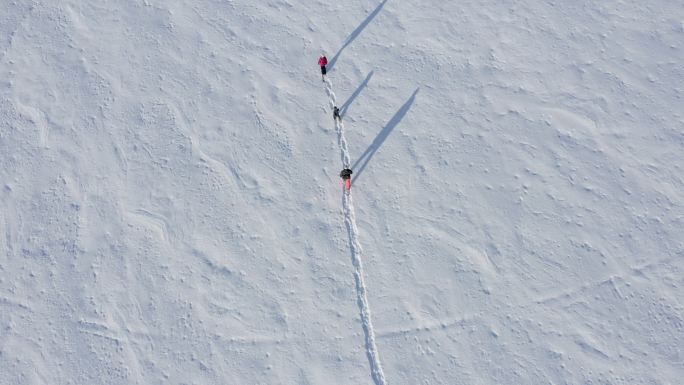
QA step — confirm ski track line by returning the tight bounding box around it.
[324,78,388,385]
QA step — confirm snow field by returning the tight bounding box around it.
[0,0,683,384]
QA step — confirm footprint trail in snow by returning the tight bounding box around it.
[324,78,388,385]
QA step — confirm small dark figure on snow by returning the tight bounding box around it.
[333,106,341,121]
[340,168,352,189]
[318,55,328,81]
[340,168,352,179]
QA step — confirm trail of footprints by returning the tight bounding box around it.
[323,77,388,385]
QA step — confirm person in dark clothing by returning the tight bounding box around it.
[333,106,341,121]
[340,168,352,179]
[340,168,352,189]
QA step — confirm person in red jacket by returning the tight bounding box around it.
[318,55,328,81]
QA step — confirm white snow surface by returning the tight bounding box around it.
[1,1,683,384]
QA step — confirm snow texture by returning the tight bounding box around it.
[1,0,683,384]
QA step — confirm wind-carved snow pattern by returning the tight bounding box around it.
[324,78,388,385]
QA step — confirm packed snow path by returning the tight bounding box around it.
[324,78,388,385]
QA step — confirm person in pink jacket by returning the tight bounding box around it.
[318,55,328,81]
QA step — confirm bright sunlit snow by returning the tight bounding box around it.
[1,1,683,384]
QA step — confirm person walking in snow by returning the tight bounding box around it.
[318,54,328,81]
[333,106,341,121]
[340,168,352,190]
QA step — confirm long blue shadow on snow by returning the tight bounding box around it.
[340,70,374,117]
[352,88,419,183]
[328,0,388,71]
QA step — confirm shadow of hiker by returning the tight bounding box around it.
[352,88,419,184]
[340,70,374,117]
[328,0,388,72]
